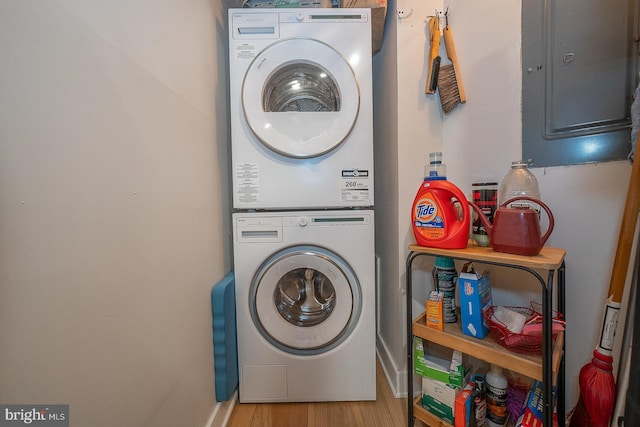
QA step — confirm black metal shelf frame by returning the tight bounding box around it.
[406,250,566,427]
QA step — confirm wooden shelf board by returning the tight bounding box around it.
[413,313,564,382]
[408,244,566,271]
[413,396,452,427]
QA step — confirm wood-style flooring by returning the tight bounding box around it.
[226,359,422,427]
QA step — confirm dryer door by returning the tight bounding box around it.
[250,245,362,355]
[242,38,360,158]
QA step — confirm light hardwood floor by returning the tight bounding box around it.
[227,360,422,427]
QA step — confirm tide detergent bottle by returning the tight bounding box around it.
[411,152,470,249]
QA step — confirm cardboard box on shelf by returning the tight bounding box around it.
[515,380,557,427]
[422,376,461,425]
[458,263,493,339]
[454,381,475,427]
[426,291,444,331]
[413,337,469,388]
[342,0,386,54]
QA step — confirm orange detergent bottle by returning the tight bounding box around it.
[411,152,470,249]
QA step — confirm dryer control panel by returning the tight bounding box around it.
[231,9,369,40]
[231,12,279,40]
[279,10,369,23]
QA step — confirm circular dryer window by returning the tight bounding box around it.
[250,245,362,355]
[263,62,340,113]
[242,38,360,158]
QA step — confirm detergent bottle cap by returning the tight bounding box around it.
[425,152,446,180]
[434,256,455,270]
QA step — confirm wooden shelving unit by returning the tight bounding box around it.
[406,244,566,427]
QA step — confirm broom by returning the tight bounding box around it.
[569,133,640,427]
[439,23,466,114]
[425,16,441,95]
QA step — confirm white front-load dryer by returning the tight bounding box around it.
[229,9,374,210]
[233,210,376,402]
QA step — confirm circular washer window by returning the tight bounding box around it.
[250,245,362,355]
[242,38,360,159]
[274,267,336,327]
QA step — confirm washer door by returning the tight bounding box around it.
[250,245,362,355]
[242,38,360,158]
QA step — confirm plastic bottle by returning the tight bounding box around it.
[471,376,487,427]
[486,365,508,427]
[471,182,498,247]
[411,152,470,249]
[432,257,458,323]
[497,160,541,209]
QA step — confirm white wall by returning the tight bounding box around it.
[0,1,232,426]
[1,1,630,422]
[374,0,633,413]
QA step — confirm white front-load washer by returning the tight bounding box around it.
[232,210,376,402]
[229,9,374,210]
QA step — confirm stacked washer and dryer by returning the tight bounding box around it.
[229,8,376,403]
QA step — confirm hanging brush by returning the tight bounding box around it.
[425,16,441,95]
[439,16,466,114]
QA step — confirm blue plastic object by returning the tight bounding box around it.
[211,272,238,402]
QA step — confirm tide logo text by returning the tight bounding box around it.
[415,198,439,223]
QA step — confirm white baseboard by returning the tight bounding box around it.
[376,335,408,398]
[204,391,237,427]
[206,337,405,427]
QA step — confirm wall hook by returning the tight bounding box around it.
[432,9,446,30]
[397,8,413,19]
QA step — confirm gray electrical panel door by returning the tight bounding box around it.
[522,0,638,166]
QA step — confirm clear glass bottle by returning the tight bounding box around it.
[497,160,541,209]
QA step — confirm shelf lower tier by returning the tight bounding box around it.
[413,396,518,427]
[413,313,564,383]
[413,396,451,427]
